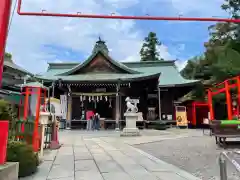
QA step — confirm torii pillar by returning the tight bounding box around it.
[0,0,12,86]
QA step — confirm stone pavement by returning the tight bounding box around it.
[22,130,201,180]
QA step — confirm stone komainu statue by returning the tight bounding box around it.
[125,97,138,113]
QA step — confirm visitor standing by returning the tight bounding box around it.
[86,110,94,130]
[94,113,100,130]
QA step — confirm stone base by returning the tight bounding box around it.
[0,162,19,180]
[120,128,140,137]
[50,141,61,150]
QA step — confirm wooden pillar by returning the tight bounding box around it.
[52,82,55,97]
[119,95,122,120]
[33,88,41,152]
[158,87,161,120]
[0,0,12,87]
[66,94,72,129]
[192,102,196,126]
[115,81,120,130]
[236,76,240,117]
[207,89,214,120]
[23,87,30,120]
[225,81,232,120]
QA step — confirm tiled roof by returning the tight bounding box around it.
[123,61,199,87]
[39,72,160,82]
[59,51,139,75]
[22,81,48,89]
[4,57,32,75]
[39,57,199,87]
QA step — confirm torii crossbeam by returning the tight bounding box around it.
[0,0,239,87]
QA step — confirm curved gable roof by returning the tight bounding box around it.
[59,51,139,75]
[123,61,199,87]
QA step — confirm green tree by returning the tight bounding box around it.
[181,55,213,80]
[140,32,162,61]
[5,52,12,59]
[222,0,240,41]
[180,0,240,103]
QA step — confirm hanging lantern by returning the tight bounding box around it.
[89,96,91,102]
[105,96,108,102]
[83,96,86,101]
[97,96,99,102]
[100,96,103,101]
[80,95,82,101]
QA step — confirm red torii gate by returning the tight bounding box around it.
[1,0,240,87]
[207,76,240,120]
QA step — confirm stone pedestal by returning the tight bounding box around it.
[121,112,140,136]
[0,162,19,180]
[39,112,52,159]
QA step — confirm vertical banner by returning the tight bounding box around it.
[60,95,67,119]
[175,106,188,127]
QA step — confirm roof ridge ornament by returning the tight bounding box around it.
[93,37,108,54]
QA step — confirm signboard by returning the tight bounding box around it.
[175,106,188,127]
[60,95,67,119]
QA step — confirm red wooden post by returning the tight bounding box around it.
[207,90,214,120]
[32,88,41,152]
[225,81,233,120]
[0,121,9,164]
[23,87,30,120]
[0,0,12,87]
[236,76,240,118]
[192,102,196,126]
[21,87,30,133]
[43,89,46,110]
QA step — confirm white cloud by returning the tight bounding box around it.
[6,0,148,73]
[5,0,226,74]
[175,59,188,71]
[170,0,226,16]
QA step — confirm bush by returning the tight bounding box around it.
[0,99,18,139]
[154,121,167,130]
[7,141,39,177]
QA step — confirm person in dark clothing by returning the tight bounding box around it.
[94,113,100,130]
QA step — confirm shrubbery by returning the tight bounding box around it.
[7,141,39,177]
[154,120,167,130]
[0,99,39,177]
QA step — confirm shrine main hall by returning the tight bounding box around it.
[37,39,198,128]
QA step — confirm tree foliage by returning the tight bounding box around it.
[5,52,12,59]
[180,0,240,101]
[140,32,163,61]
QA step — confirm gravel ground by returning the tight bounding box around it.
[135,134,240,180]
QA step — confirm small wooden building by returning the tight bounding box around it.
[37,39,199,128]
[1,55,33,104]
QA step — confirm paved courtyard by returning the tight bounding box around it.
[135,129,240,180]
[21,129,201,180]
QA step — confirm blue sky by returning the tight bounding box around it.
[6,0,228,73]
